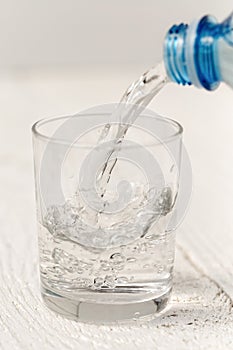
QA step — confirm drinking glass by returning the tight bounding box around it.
[32,104,183,323]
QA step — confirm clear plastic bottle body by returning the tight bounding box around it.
[163,12,233,90]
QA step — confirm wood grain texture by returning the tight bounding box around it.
[0,66,233,349]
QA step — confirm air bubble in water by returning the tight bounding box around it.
[143,264,150,269]
[116,276,128,284]
[104,275,116,289]
[93,277,104,288]
[109,253,125,263]
[100,260,111,271]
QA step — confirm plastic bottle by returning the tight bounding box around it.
[163,12,233,90]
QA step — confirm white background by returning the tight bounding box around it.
[0,0,232,67]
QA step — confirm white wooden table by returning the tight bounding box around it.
[0,65,233,349]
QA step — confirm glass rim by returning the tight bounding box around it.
[32,112,183,147]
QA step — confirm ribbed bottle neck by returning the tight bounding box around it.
[163,15,224,90]
[163,23,192,86]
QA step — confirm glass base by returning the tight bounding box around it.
[41,286,171,324]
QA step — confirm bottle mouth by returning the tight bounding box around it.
[164,16,222,90]
[163,23,192,86]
